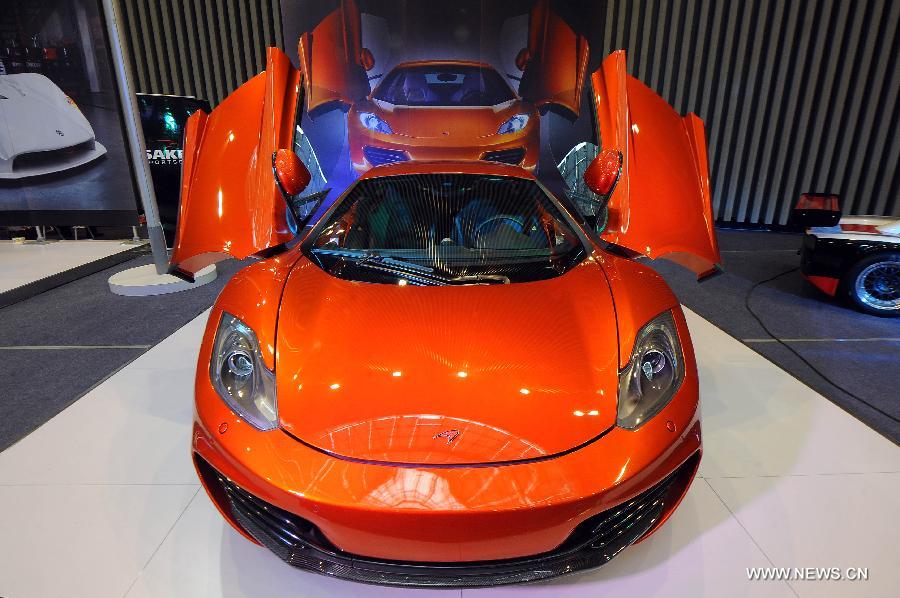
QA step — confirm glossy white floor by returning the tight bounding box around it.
[0,308,897,598]
[0,239,141,294]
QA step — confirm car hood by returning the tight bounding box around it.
[0,74,94,160]
[361,99,527,141]
[275,257,621,465]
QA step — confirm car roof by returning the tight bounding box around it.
[357,160,538,180]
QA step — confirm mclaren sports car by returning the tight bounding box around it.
[170,47,721,587]
[0,73,106,179]
[345,60,542,172]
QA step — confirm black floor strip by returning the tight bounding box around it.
[0,253,245,451]
[0,244,150,309]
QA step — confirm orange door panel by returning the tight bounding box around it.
[593,51,721,279]
[518,0,589,119]
[169,48,300,278]
[298,0,370,116]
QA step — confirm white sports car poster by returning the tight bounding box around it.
[0,0,140,226]
[0,73,108,180]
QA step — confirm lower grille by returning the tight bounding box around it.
[13,140,96,171]
[481,147,525,165]
[199,453,698,588]
[363,146,409,166]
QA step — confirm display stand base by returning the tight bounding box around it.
[108,263,217,296]
[120,226,146,244]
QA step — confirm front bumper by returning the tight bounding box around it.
[196,450,698,587]
[347,126,539,173]
[0,139,107,179]
[193,375,701,585]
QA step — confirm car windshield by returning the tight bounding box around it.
[373,64,516,107]
[305,174,587,285]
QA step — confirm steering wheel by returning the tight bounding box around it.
[472,215,526,247]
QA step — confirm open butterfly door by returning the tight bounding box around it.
[169,48,301,279]
[297,0,371,117]
[593,51,721,280]
[517,0,590,119]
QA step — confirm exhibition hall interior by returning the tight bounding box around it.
[0,1,898,597]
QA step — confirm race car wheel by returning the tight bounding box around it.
[844,252,900,317]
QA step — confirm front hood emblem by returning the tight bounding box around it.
[433,429,460,444]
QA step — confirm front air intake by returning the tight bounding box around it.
[363,146,410,166]
[197,451,699,588]
[481,147,525,165]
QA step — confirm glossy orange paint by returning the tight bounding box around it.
[347,61,539,173]
[209,252,304,369]
[192,242,700,561]
[583,148,621,195]
[272,148,311,196]
[592,50,721,279]
[598,251,683,370]
[275,257,621,465]
[518,0,590,119]
[177,41,722,568]
[169,47,300,278]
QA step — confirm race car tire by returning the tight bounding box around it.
[843,252,900,317]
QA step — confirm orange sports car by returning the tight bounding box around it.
[297,0,589,174]
[170,47,720,587]
[346,60,540,172]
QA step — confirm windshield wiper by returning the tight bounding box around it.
[311,249,512,286]
[312,249,453,286]
[448,273,510,285]
[357,255,456,286]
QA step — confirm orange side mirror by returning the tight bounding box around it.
[583,149,622,196]
[272,150,311,197]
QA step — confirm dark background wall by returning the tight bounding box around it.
[118,0,898,226]
[118,0,283,106]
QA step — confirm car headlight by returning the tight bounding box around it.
[358,111,393,134]
[210,312,277,431]
[497,113,529,134]
[617,311,685,430]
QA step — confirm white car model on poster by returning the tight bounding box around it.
[0,73,106,179]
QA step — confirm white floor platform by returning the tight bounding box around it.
[0,309,897,598]
[0,239,141,295]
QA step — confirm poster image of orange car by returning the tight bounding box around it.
[297,0,589,173]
